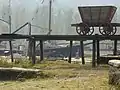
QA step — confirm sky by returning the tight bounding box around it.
[0,0,120,35]
[0,0,119,10]
[0,0,120,7]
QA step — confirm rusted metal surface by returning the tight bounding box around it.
[72,6,120,35]
[78,6,117,24]
[71,23,120,27]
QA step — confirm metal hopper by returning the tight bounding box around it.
[71,6,120,35]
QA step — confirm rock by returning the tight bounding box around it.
[108,60,120,85]
[17,78,26,82]
[108,60,120,68]
[0,67,41,81]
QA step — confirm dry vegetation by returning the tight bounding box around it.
[0,59,118,90]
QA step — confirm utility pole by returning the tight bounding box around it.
[48,0,52,35]
[8,0,11,33]
[28,22,32,60]
[41,0,53,35]
[8,0,14,62]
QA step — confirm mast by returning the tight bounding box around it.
[8,0,14,62]
[48,0,52,35]
[8,0,11,33]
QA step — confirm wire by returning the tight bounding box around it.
[41,0,44,4]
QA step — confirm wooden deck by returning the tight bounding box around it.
[1,34,120,40]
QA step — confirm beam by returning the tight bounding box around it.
[96,40,100,65]
[92,40,96,67]
[28,23,32,60]
[71,23,120,27]
[33,35,120,41]
[9,15,14,63]
[40,40,44,61]
[32,40,36,64]
[68,41,73,63]
[28,40,32,60]
[80,41,85,64]
[113,40,117,55]
[1,34,120,41]
[9,41,13,62]
[12,22,28,34]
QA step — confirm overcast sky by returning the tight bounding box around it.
[0,0,119,8]
[0,0,120,35]
[23,0,119,6]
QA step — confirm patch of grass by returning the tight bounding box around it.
[13,59,33,68]
[0,58,33,68]
[0,59,13,68]
[0,58,117,90]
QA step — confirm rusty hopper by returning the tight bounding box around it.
[78,6,117,24]
[72,6,120,35]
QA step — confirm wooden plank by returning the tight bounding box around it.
[1,34,120,41]
[28,23,32,60]
[0,34,30,39]
[28,40,32,60]
[33,35,120,41]
[80,41,85,64]
[68,41,73,63]
[32,40,36,64]
[97,40,100,65]
[113,40,117,55]
[40,40,44,61]
[92,40,96,67]
[9,41,14,62]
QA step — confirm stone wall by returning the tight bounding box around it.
[108,60,120,85]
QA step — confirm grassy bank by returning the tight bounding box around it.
[0,59,117,90]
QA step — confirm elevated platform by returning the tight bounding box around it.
[1,34,120,67]
[32,35,120,40]
[1,34,120,41]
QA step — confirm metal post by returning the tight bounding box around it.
[80,41,85,64]
[40,40,44,61]
[92,40,96,67]
[48,0,52,35]
[96,40,100,65]
[68,41,72,63]
[113,40,117,55]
